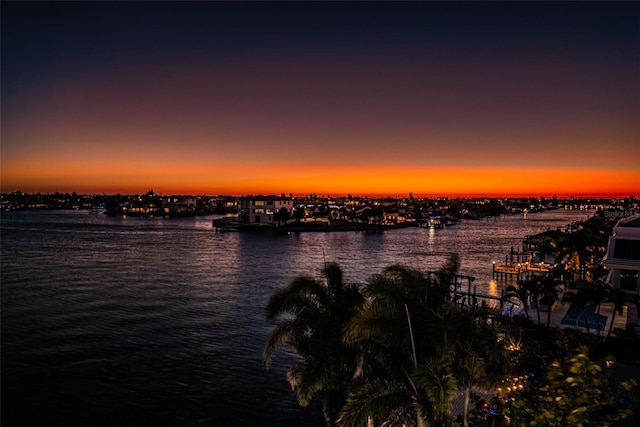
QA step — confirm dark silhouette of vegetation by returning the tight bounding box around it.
[273,206,291,225]
[266,255,514,427]
[264,263,365,427]
[339,262,461,427]
[504,332,638,427]
[262,207,640,427]
[504,280,533,320]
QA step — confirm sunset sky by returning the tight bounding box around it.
[2,1,638,197]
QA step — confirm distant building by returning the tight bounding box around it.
[239,195,293,224]
[211,196,239,213]
[602,213,640,294]
[162,196,197,215]
[382,210,399,225]
[127,202,160,215]
[378,197,397,207]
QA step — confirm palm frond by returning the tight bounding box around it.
[343,300,403,344]
[263,319,300,367]
[365,273,410,305]
[323,262,344,296]
[337,378,410,427]
[265,276,328,321]
[435,253,460,286]
[286,358,325,407]
[413,357,458,419]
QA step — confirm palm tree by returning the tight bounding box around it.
[426,304,511,427]
[278,206,291,225]
[536,274,560,328]
[539,235,559,264]
[338,355,458,427]
[513,274,558,327]
[504,281,532,320]
[264,262,364,427]
[561,225,599,282]
[591,282,611,341]
[339,262,458,426]
[339,255,511,427]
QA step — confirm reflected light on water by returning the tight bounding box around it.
[488,279,499,297]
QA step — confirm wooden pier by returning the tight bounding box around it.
[443,276,630,333]
[491,246,553,280]
[492,261,552,280]
[445,274,514,311]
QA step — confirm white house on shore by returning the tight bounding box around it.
[239,195,294,224]
[602,213,640,294]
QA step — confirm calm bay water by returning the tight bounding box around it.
[1,208,593,426]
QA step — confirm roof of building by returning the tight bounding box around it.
[617,213,640,228]
[239,195,292,201]
[612,214,640,240]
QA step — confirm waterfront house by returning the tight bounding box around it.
[210,196,239,213]
[382,210,399,225]
[161,196,197,215]
[602,213,640,294]
[239,195,294,224]
[127,201,160,215]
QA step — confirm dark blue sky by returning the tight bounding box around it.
[4,1,637,90]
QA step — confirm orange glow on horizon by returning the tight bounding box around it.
[3,2,638,202]
[2,160,637,198]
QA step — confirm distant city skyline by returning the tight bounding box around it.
[2,1,638,197]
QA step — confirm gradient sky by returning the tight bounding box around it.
[2,1,638,197]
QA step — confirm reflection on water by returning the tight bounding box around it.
[488,279,499,297]
[1,209,593,426]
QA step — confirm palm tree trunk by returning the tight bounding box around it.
[546,305,551,328]
[463,386,471,427]
[406,376,427,427]
[535,300,542,325]
[607,310,618,339]
[405,304,426,427]
[321,397,340,427]
[596,304,602,341]
[322,408,334,427]
[415,405,427,427]
[321,389,345,427]
[582,307,592,337]
[522,297,530,319]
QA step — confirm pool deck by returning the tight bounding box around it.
[512,296,631,335]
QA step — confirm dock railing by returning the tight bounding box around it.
[442,273,516,313]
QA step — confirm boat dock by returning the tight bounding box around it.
[442,273,515,311]
[443,275,631,334]
[491,246,553,280]
[492,262,552,280]
[213,217,241,231]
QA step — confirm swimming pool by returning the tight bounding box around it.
[561,302,607,331]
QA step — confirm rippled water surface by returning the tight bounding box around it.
[1,209,593,426]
